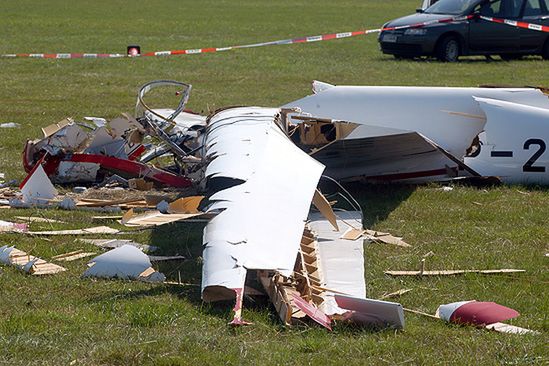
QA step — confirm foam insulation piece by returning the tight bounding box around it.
[83,245,165,282]
[201,107,325,299]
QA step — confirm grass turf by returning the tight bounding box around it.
[0,0,548,365]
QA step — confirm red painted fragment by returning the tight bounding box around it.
[450,301,520,326]
[292,293,332,330]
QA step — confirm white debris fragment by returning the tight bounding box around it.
[83,245,165,282]
[20,164,58,204]
[0,122,20,128]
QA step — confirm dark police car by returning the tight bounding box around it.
[379,0,549,61]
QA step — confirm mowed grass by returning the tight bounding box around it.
[0,0,548,365]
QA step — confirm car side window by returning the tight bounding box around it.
[480,0,523,17]
[524,0,549,15]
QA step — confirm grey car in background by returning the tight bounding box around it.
[379,0,549,61]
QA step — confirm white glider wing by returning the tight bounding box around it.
[201,107,325,304]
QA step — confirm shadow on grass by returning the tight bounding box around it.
[341,182,417,227]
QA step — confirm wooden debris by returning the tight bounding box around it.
[312,190,338,231]
[121,209,203,227]
[167,196,204,214]
[341,228,411,247]
[380,289,413,300]
[0,246,66,275]
[27,226,119,236]
[77,197,147,208]
[52,250,96,262]
[128,178,153,191]
[79,238,158,252]
[385,269,525,276]
[148,255,186,262]
[92,215,123,221]
[15,216,65,224]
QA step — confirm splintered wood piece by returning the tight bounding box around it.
[312,190,339,231]
[364,229,411,248]
[77,197,146,208]
[15,216,65,224]
[341,228,364,241]
[486,322,540,335]
[52,250,96,262]
[2,247,66,275]
[26,226,119,235]
[385,269,526,276]
[128,178,153,191]
[168,196,204,214]
[121,210,203,227]
[380,289,413,300]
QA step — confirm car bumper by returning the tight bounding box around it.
[379,32,437,56]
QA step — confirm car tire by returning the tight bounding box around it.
[436,36,460,62]
[500,54,522,61]
[542,39,549,60]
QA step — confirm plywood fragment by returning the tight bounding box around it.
[52,250,96,262]
[0,245,66,275]
[121,209,203,227]
[312,190,338,231]
[167,196,204,214]
[385,269,525,276]
[27,226,119,236]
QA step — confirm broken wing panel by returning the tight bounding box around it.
[308,211,366,315]
[202,107,325,300]
[465,98,549,184]
[283,85,549,160]
[312,127,463,183]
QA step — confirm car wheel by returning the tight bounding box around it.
[436,36,460,62]
[542,40,549,60]
[500,54,522,61]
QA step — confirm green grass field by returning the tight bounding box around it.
[0,1,548,365]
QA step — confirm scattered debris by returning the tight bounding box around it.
[0,220,28,233]
[121,209,204,227]
[0,245,66,275]
[83,245,165,282]
[436,300,539,335]
[148,255,186,262]
[52,250,97,262]
[342,228,411,248]
[14,216,65,224]
[0,122,20,128]
[385,269,525,276]
[19,162,58,204]
[335,295,405,329]
[26,226,119,236]
[79,238,158,252]
[380,289,413,300]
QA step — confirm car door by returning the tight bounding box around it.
[519,0,549,51]
[468,0,522,52]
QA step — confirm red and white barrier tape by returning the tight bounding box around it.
[480,15,549,32]
[10,14,535,60]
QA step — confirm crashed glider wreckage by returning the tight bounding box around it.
[283,81,549,185]
[18,79,548,328]
[23,80,549,188]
